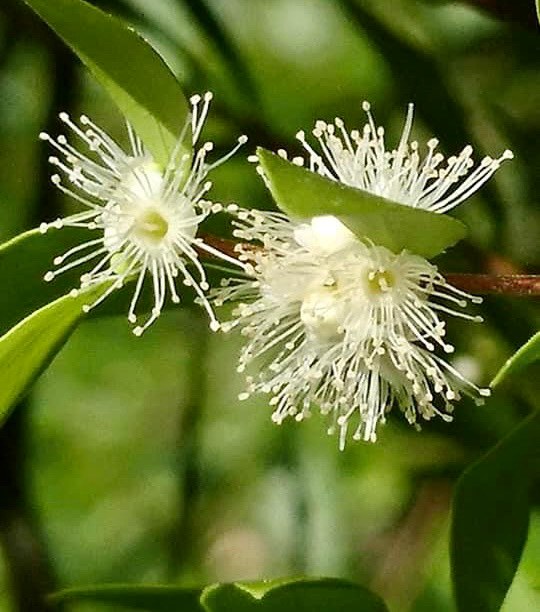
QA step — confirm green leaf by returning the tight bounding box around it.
[451,410,540,612]
[491,331,540,387]
[50,584,204,611]
[23,0,189,166]
[0,285,104,427]
[202,578,389,611]
[257,148,466,258]
[50,579,388,611]
[536,0,540,25]
[0,226,156,335]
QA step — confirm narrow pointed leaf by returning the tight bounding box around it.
[23,0,189,166]
[49,584,203,611]
[0,286,104,426]
[491,331,540,387]
[451,410,540,612]
[257,148,466,258]
[0,226,152,334]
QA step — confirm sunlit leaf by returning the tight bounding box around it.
[0,286,105,427]
[50,578,388,611]
[491,331,540,387]
[257,148,466,258]
[451,410,540,612]
[0,227,141,334]
[23,0,189,166]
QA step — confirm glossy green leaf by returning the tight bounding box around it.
[202,578,389,611]
[536,0,540,25]
[257,148,466,258]
[51,578,388,611]
[50,584,204,611]
[0,286,104,427]
[491,331,540,387]
[23,0,189,166]
[451,410,540,612]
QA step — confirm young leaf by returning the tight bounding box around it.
[256,148,466,259]
[23,0,189,166]
[49,584,204,611]
[537,0,540,25]
[0,286,105,427]
[491,331,540,387]
[451,410,540,612]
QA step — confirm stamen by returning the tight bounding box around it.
[40,93,244,334]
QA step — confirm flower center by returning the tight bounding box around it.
[300,286,346,343]
[366,269,395,295]
[133,207,169,245]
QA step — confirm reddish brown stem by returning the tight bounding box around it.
[446,274,540,296]
[202,235,540,297]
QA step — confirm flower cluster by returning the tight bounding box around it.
[40,97,512,445]
[214,209,489,448]
[212,103,512,447]
[40,92,246,334]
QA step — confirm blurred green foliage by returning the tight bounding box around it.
[0,1,539,611]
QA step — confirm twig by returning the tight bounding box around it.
[446,274,540,296]
[202,234,540,297]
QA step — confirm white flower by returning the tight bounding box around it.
[214,209,490,448]
[296,101,513,213]
[39,92,247,334]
